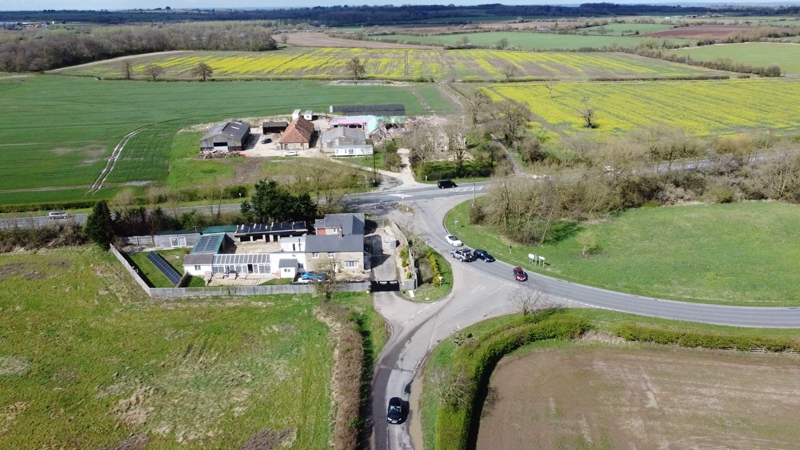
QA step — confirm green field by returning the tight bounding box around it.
[446,201,800,306]
[0,247,341,448]
[487,78,800,135]
[0,75,449,204]
[580,22,675,36]
[670,42,800,74]
[369,31,693,50]
[53,49,721,83]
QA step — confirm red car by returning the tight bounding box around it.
[513,267,527,282]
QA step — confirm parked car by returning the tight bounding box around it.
[284,150,298,157]
[451,249,473,262]
[48,211,69,220]
[513,267,528,282]
[445,235,463,246]
[261,138,271,144]
[300,271,326,281]
[437,179,457,189]
[473,249,495,262]
[387,397,403,424]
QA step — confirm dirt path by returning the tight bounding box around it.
[87,125,153,194]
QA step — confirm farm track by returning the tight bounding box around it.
[86,124,153,194]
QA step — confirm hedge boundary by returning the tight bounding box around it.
[612,322,800,353]
[434,312,590,450]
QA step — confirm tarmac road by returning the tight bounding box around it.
[369,195,800,450]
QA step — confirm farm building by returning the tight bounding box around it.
[261,121,288,134]
[200,120,250,152]
[234,221,308,242]
[292,109,302,121]
[329,116,383,136]
[303,110,314,121]
[279,117,315,150]
[320,128,373,157]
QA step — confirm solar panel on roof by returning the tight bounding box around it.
[147,252,183,286]
[193,234,224,254]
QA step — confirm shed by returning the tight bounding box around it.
[278,258,299,279]
[200,120,250,152]
[279,117,315,150]
[262,121,288,134]
[303,110,314,121]
[292,109,302,121]
[320,127,373,157]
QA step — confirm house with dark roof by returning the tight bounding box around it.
[305,213,367,273]
[320,127,373,157]
[278,117,315,150]
[200,120,251,152]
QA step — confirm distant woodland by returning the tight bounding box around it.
[2,3,800,73]
[2,4,800,26]
[0,22,277,72]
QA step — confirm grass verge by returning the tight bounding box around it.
[445,199,800,306]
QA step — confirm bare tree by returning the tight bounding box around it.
[501,64,517,81]
[464,89,492,125]
[345,57,367,80]
[143,63,165,81]
[545,78,556,98]
[488,99,532,147]
[190,62,213,81]
[279,33,289,44]
[313,255,342,302]
[579,97,597,129]
[121,60,133,80]
[508,284,551,316]
[405,123,441,167]
[428,366,474,409]
[444,118,469,176]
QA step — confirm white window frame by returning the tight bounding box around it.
[194,265,201,271]
[312,252,320,259]
[345,260,358,268]
[327,252,335,258]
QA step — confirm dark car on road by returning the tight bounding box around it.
[473,249,495,262]
[387,397,403,424]
[513,267,527,282]
[437,179,457,189]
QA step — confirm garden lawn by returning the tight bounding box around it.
[669,43,800,74]
[446,200,800,306]
[0,247,337,449]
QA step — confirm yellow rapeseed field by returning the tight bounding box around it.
[491,79,800,135]
[62,49,721,81]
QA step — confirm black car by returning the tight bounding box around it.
[387,397,403,424]
[437,179,457,189]
[473,249,495,262]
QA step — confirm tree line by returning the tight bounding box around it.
[0,21,277,72]
[3,4,800,27]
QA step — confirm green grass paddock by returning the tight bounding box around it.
[446,200,800,306]
[669,43,800,74]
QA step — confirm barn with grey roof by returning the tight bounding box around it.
[200,120,251,152]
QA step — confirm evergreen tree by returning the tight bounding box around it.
[84,200,115,249]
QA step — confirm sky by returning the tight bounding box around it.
[1,0,797,12]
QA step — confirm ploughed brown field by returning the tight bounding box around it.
[644,25,752,39]
[477,344,800,449]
